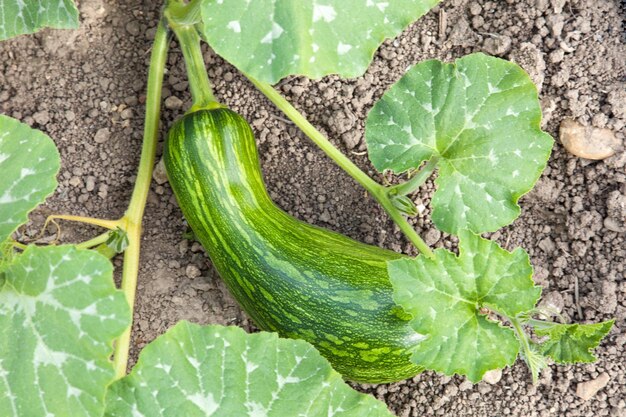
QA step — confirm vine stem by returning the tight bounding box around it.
[248,78,435,259]
[112,19,170,379]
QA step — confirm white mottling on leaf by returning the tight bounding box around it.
[226,20,241,33]
[187,393,219,414]
[337,42,352,55]
[312,4,337,22]
[260,22,284,44]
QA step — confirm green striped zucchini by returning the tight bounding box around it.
[164,107,422,383]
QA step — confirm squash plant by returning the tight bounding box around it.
[0,0,614,415]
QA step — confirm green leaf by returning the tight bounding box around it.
[389,231,541,382]
[106,228,129,253]
[0,0,78,41]
[536,320,614,364]
[365,53,553,234]
[105,322,393,417]
[0,245,130,417]
[0,115,60,243]
[200,0,441,84]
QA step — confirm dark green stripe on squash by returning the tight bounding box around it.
[164,107,422,383]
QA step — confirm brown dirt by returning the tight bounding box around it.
[1,0,624,415]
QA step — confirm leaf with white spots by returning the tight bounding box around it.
[0,0,78,41]
[0,245,130,417]
[535,320,614,364]
[0,115,60,243]
[365,53,553,234]
[200,0,441,84]
[105,322,393,417]
[388,231,541,382]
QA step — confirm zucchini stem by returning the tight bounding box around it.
[112,19,170,379]
[248,78,435,259]
[170,24,220,112]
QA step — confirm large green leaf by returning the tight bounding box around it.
[536,321,614,364]
[0,0,78,41]
[0,245,130,417]
[389,231,541,382]
[105,322,393,417]
[0,115,60,243]
[200,0,441,84]
[366,53,553,234]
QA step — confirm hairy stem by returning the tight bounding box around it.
[112,20,169,379]
[510,316,543,383]
[249,78,434,258]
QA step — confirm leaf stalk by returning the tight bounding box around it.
[248,78,435,258]
[389,157,439,197]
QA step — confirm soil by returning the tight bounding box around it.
[1,0,624,415]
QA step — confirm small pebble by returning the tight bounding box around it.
[185,264,201,279]
[85,176,96,192]
[469,3,482,15]
[483,35,512,56]
[33,110,50,125]
[424,228,441,246]
[576,373,610,401]
[164,96,184,110]
[482,369,502,385]
[69,176,81,187]
[121,108,133,120]
[125,21,141,36]
[94,127,111,143]
[458,380,473,391]
[604,217,625,233]
[559,119,621,160]
[152,158,168,185]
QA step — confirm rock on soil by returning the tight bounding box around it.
[560,119,622,160]
[576,373,610,401]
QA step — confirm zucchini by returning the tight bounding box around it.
[164,107,422,383]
